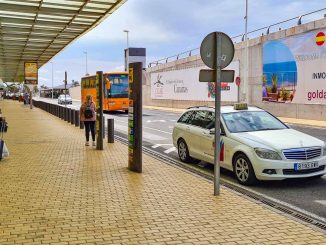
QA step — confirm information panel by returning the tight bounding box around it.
[128,63,142,172]
[24,62,38,85]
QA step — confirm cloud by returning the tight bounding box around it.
[81,0,181,44]
[38,77,49,82]
[37,0,326,84]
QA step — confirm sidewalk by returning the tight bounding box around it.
[144,105,326,128]
[0,100,325,244]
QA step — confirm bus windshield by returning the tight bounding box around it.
[107,74,128,98]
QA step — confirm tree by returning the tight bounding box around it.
[40,84,48,90]
[33,85,39,93]
[71,80,80,87]
[271,74,278,93]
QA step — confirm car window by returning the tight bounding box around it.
[203,111,225,134]
[188,110,207,128]
[222,111,288,133]
[204,111,215,129]
[178,111,193,124]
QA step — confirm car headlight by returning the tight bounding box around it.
[254,148,282,160]
[323,143,326,156]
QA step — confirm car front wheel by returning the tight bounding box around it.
[177,139,192,163]
[233,153,257,185]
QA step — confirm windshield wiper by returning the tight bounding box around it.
[255,128,285,131]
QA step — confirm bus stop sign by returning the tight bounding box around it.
[200,32,234,69]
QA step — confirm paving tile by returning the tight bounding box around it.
[0,100,325,245]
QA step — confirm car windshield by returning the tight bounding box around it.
[61,95,70,98]
[222,111,288,133]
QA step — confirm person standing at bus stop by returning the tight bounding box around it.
[80,95,96,146]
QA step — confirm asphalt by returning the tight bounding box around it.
[144,105,326,128]
[0,100,325,244]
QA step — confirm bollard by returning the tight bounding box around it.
[107,118,114,143]
[75,110,80,127]
[67,108,71,123]
[71,109,75,125]
[61,106,64,120]
[80,120,84,129]
[64,107,68,121]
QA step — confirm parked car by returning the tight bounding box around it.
[58,94,72,104]
[172,104,326,185]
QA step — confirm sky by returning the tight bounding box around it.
[38,0,326,88]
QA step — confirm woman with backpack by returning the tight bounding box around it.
[80,95,96,146]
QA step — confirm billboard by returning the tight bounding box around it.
[262,29,326,104]
[24,62,38,85]
[151,61,239,101]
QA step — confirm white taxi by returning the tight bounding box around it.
[172,104,326,185]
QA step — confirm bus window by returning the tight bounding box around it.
[107,74,128,98]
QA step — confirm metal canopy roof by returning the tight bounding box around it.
[0,0,126,82]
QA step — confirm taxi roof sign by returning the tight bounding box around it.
[234,103,248,110]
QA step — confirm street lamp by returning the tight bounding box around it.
[123,30,129,48]
[84,51,89,76]
[51,62,54,99]
[123,30,129,71]
[244,0,249,103]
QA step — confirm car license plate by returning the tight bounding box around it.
[294,161,319,171]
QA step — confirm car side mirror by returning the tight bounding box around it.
[209,128,225,135]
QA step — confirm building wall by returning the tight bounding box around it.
[144,17,326,120]
[69,86,81,101]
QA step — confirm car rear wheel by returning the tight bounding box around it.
[233,153,257,185]
[177,139,192,163]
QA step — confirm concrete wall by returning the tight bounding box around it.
[69,86,81,101]
[144,17,326,120]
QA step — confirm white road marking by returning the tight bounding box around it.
[315,200,326,206]
[145,126,172,134]
[146,119,166,123]
[112,118,172,135]
[152,144,174,149]
[164,147,177,154]
[114,124,167,141]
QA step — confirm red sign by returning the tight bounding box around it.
[235,76,241,86]
[316,32,325,46]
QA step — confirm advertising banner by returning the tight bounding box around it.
[24,62,38,85]
[263,29,326,104]
[151,61,239,101]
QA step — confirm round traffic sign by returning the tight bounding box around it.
[316,32,325,46]
[200,32,234,69]
[235,76,241,86]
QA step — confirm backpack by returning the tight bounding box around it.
[84,103,94,119]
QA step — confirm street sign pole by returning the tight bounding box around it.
[199,31,235,196]
[214,33,222,196]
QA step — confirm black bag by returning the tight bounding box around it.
[0,139,4,161]
[0,120,7,133]
[84,104,94,119]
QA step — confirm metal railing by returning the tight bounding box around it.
[148,8,326,68]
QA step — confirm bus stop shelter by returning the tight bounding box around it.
[0,0,127,83]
